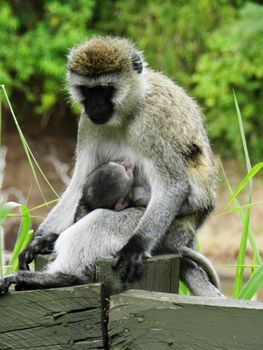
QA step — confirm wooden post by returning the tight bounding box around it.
[95,255,180,296]
[35,254,180,296]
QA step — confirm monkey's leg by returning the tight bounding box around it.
[156,218,224,297]
[114,167,190,281]
[0,271,84,295]
[19,140,97,270]
[47,208,145,278]
[180,257,225,298]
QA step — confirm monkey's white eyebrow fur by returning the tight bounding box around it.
[67,71,121,87]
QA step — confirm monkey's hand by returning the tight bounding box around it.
[18,231,58,270]
[113,235,151,282]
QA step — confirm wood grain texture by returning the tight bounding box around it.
[109,289,263,350]
[0,284,105,349]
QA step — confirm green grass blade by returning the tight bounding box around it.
[0,202,31,275]
[239,264,263,299]
[4,204,31,275]
[1,85,59,201]
[218,200,263,216]
[30,198,59,211]
[233,203,251,298]
[1,86,46,202]
[0,202,22,225]
[220,162,261,266]
[10,230,33,273]
[225,162,263,208]
[233,91,252,175]
[232,93,253,298]
[26,145,60,199]
[179,281,191,295]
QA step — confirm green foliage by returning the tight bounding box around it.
[194,3,263,161]
[95,0,237,86]
[0,0,262,160]
[0,0,95,116]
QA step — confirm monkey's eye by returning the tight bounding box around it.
[78,85,115,101]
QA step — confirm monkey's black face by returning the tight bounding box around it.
[79,85,116,124]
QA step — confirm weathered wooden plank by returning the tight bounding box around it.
[0,284,105,349]
[95,255,180,295]
[15,341,103,350]
[109,289,263,350]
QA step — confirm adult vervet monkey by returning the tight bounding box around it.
[18,36,217,283]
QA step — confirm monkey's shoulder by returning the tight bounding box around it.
[131,70,206,144]
[144,70,202,119]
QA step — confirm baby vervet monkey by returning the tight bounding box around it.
[74,159,135,220]
[75,160,220,290]
[0,161,222,296]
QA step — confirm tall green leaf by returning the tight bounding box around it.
[0,202,31,275]
[225,162,263,209]
[220,162,261,267]
[1,85,60,202]
[232,92,253,298]
[239,265,263,300]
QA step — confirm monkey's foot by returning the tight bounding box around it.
[113,235,151,282]
[0,276,13,295]
[19,232,58,270]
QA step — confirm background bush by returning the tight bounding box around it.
[0,0,262,161]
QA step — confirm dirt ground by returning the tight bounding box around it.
[1,131,263,295]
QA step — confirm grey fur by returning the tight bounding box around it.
[17,36,218,287]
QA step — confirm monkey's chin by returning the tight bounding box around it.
[88,113,122,127]
[88,114,113,125]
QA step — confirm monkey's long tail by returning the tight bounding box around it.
[182,246,220,289]
[180,256,226,298]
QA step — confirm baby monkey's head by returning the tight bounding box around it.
[83,160,134,211]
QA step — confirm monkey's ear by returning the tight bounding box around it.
[131,52,143,74]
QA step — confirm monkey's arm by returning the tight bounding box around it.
[19,118,97,270]
[114,158,190,281]
[133,185,206,218]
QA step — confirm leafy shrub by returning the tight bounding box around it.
[0,0,95,118]
[194,3,263,161]
[0,0,262,160]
